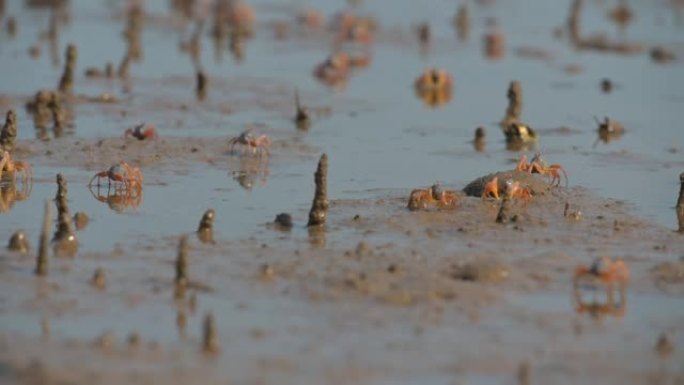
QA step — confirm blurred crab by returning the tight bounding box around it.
[88,161,143,191]
[221,0,255,36]
[413,69,453,107]
[573,256,629,319]
[313,52,349,87]
[481,176,531,202]
[228,128,271,157]
[414,68,453,93]
[0,151,31,183]
[329,11,376,44]
[515,153,568,187]
[408,183,458,210]
[573,256,629,287]
[296,9,324,29]
[124,123,157,140]
[89,186,142,212]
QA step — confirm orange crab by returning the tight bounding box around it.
[124,123,157,140]
[228,128,271,157]
[407,183,458,210]
[414,68,453,93]
[515,153,568,187]
[0,151,31,183]
[573,256,629,319]
[313,52,349,86]
[481,176,531,202]
[573,256,629,287]
[88,161,143,191]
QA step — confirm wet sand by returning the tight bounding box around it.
[1,0,684,384]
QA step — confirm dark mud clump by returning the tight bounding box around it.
[7,230,30,253]
[273,212,293,230]
[462,170,551,197]
[196,209,215,244]
[448,260,509,283]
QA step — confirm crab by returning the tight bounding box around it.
[313,52,349,86]
[407,183,458,210]
[228,128,271,157]
[88,161,143,191]
[414,68,453,93]
[0,150,31,183]
[481,176,532,202]
[124,123,157,140]
[515,153,568,187]
[573,256,629,319]
[573,256,629,287]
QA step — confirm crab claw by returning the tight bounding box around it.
[481,176,500,200]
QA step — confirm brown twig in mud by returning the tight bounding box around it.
[202,312,220,355]
[483,29,505,60]
[196,70,208,101]
[124,5,143,61]
[501,80,522,128]
[677,173,684,233]
[517,361,531,385]
[0,110,17,152]
[294,90,310,130]
[307,154,329,227]
[175,235,188,286]
[8,230,30,253]
[473,126,485,152]
[197,209,215,243]
[453,5,470,41]
[655,332,674,357]
[35,200,51,276]
[6,17,16,37]
[117,51,130,79]
[496,195,511,224]
[58,44,77,93]
[90,268,106,289]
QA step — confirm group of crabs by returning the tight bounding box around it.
[406,151,629,315]
[407,152,567,210]
[86,124,270,199]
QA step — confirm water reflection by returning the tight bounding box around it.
[89,185,142,212]
[228,157,269,191]
[572,284,627,320]
[0,179,32,214]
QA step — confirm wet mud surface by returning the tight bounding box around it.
[1,0,684,384]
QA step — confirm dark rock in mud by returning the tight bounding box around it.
[7,230,30,253]
[448,260,509,283]
[463,170,551,197]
